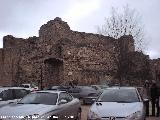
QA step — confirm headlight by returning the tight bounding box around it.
[88,110,101,120]
[126,111,142,120]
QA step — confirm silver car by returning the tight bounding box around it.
[88,87,146,120]
[0,90,81,120]
[0,87,30,108]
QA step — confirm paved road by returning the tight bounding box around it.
[81,105,160,120]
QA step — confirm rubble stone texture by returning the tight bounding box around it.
[150,58,160,81]
[0,17,158,87]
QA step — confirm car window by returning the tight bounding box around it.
[99,85,108,89]
[88,93,99,97]
[69,87,81,93]
[20,85,29,88]
[2,89,14,101]
[0,92,2,99]
[82,86,96,90]
[98,89,139,103]
[59,86,70,91]
[14,89,28,99]
[18,92,58,105]
[59,93,73,103]
[91,86,98,90]
[24,85,29,88]
[66,93,73,102]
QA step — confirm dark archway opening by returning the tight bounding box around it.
[44,58,63,87]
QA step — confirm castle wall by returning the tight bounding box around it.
[0,17,148,87]
[0,48,21,86]
[150,59,160,81]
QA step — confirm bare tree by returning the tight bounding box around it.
[97,5,146,52]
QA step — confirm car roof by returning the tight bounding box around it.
[0,87,29,90]
[33,90,66,94]
[21,84,30,85]
[105,86,137,90]
[0,87,30,92]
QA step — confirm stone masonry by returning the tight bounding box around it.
[0,17,156,87]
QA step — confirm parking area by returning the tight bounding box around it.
[0,86,159,120]
[81,105,160,120]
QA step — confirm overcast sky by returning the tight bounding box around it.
[0,0,160,59]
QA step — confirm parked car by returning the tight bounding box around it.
[20,83,39,91]
[68,86,101,105]
[91,85,108,91]
[0,87,30,108]
[49,85,71,91]
[88,87,147,120]
[0,90,81,120]
[48,85,100,105]
[83,92,100,105]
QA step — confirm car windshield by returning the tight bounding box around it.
[97,88,139,103]
[80,86,96,91]
[99,85,108,89]
[0,91,2,98]
[51,86,59,89]
[20,85,29,88]
[18,92,58,105]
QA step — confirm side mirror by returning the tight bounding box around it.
[0,98,2,101]
[58,99,67,105]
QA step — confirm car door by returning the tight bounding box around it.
[0,89,14,107]
[56,92,76,120]
[65,93,80,119]
[56,92,69,120]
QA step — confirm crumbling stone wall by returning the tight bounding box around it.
[150,59,160,81]
[0,17,149,87]
[3,35,29,48]
[126,52,151,85]
[0,47,20,86]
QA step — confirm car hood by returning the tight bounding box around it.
[91,102,143,117]
[0,103,57,117]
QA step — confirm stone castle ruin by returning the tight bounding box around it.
[0,17,159,87]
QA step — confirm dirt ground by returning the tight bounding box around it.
[81,105,160,120]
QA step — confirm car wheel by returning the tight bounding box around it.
[75,108,81,120]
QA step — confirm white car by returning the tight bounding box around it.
[20,84,39,91]
[0,90,81,120]
[88,87,146,120]
[0,87,30,108]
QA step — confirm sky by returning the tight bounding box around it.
[0,0,160,59]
